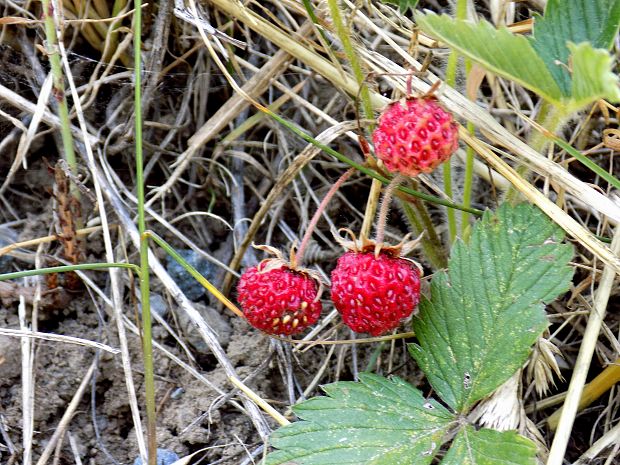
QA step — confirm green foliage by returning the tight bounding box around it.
[381,0,418,14]
[415,0,620,111]
[265,373,454,465]
[414,15,562,102]
[264,204,574,465]
[530,0,620,95]
[410,203,573,411]
[441,427,537,465]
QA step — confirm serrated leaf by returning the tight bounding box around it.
[529,0,620,95]
[265,373,454,465]
[441,427,537,465]
[568,41,620,110]
[417,4,620,110]
[410,203,574,412]
[415,13,563,103]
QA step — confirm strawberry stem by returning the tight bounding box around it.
[360,178,383,241]
[295,168,355,267]
[374,174,405,249]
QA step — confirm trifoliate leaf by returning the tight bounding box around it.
[264,373,455,465]
[416,2,620,110]
[441,427,537,465]
[410,203,574,412]
[529,0,620,95]
[415,13,563,103]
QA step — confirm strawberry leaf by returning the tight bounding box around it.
[264,373,455,465]
[414,13,563,103]
[441,427,537,465]
[410,203,574,412]
[568,41,620,110]
[529,0,620,95]
[416,0,620,111]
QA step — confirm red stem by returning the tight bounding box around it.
[295,168,355,267]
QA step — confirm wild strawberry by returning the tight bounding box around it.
[372,97,458,177]
[330,232,421,336]
[237,247,322,336]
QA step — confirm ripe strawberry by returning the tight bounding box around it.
[372,97,458,177]
[237,261,322,336]
[331,249,421,336]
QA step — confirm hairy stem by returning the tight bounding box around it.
[295,168,355,267]
[42,0,79,196]
[441,0,468,242]
[505,101,570,204]
[375,174,405,247]
[326,0,374,123]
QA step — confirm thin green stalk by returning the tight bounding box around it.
[326,0,374,123]
[441,0,468,242]
[461,56,476,235]
[443,52,457,241]
[461,120,476,235]
[301,0,330,45]
[144,231,244,319]
[41,0,78,189]
[364,341,385,372]
[0,263,139,281]
[442,161,457,241]
[399,199,448,270]
[505,102,570,204]
[326,0,383,242]
[133,1,156,463]
[550,136,620,191]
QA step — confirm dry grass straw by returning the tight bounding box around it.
[1,0,619,463]
[546,229,620,464]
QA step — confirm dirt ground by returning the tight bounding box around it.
[0,210,417,465]
[1,1,619,464]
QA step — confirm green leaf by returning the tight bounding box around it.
[410,203,574,412]
[529,0,620,94]
[568,41,620,110]
[415,13,563,103]
[381,0,419,13]
[265,373,455,465]
[441,427,537,465]
[416,3,620,110]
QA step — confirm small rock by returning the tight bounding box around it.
[149,293,168,318]
[166,249,216,301]
[0,335,20,383]
[133,448,179,465]
[137,293,168,318]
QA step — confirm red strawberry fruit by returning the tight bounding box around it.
[331,245,421,336]
[237,260,322,336]
[372,97,458,177]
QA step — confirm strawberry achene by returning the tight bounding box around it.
[372,97,458,177]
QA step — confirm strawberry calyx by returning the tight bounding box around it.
[332,228,424,272]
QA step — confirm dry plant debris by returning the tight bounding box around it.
[0,0,618,464]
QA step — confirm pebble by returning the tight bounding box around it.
[133,448,179,465]
[166,249,216,301]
